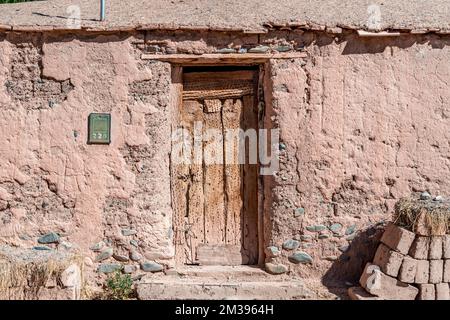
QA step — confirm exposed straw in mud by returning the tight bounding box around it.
[393,197,450,235]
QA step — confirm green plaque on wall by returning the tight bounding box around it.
[88,113,111,144]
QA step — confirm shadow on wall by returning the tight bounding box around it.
[341,33,450,55]
[322,222,386,298]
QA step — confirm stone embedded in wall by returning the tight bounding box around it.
[282,239,300,250]
[37,232,60,244]
[90,241,105,252]
[293,207,305,217]
[329,223,342,233]
[288,252,313,264]
[113,253,130,262]
[345,225,357,235]
[265,262,288,275]
[123,265,138,274]
[130,250,143,262]
[265,246,280,258]
[121,228,137,236]
[306,225,327,232]
[140,261,163,273]
[97,263,122,274]
[95,247,114,262]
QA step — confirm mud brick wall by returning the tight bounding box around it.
[0,29,450,287]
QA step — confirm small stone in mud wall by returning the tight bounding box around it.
[121,229,137,236]
[306,225,327,232]
[140,261,163,272]
[130,251,142,261]
[318,233,330,239]
[293,207,305,217]
[282,239,300,250]
[97,263,122,274]
[113,253,130,262]
[248,45,270,53]
[37,232,60,244]
[329,223,342,233]
[130,240,139,247]
[265,246,280,257]
[95,247,113,262]
[345,225,357,235]
[288,252,313,264]
[90,241,105,251]
[123,265,138,274]
[265,262,288,275]
[33,246,52,251]
[300,235,313,242]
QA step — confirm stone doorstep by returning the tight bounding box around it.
[160,265,273,280]
[136,278,313,300]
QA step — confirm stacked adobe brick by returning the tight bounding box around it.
[349,221,450,300]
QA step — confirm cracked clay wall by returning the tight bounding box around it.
[0,32,175,271]
[268,32,450,284]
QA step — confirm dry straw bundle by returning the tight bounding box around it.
[393,197,450,236]
[0,246,83,299]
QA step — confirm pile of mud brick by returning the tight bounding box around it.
[349,223,450,300]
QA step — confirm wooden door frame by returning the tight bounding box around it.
[169,61,269,267]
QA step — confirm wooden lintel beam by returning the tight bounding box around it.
[141,52,307,64]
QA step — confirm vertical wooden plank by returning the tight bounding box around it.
[174,100,196,264]
[170,66,188,266]
[223,99,243,246]
[241,95,259,265]
[202,99,226,246]
[185,100,205,263]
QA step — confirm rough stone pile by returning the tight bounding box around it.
[349,222,450,300]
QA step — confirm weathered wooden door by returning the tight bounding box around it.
[173,69,259,265]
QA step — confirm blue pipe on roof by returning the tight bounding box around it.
[100,0,106,21]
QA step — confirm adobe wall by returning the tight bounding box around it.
[0,32,175,271]
[0,29,449,290]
